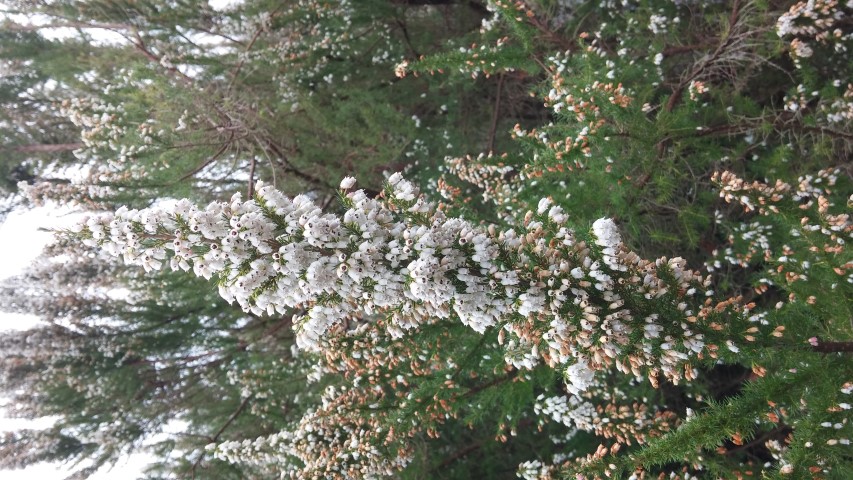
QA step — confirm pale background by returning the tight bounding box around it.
[0,208,150,479]
[0,0,242,476]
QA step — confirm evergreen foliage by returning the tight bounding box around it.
[0,0,851,479]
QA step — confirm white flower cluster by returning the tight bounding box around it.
[77,174,743,395]
[824,82,853,124]
[212,397,413,479]
[776,0,853,62]
[534,394,597,431]
[777,0,849,39]
[60,97,127,151]
[713,169,853,288]
[591,217,621,249]
[648,14,670,35]
[440,153,524,210]
[517,459,554,480]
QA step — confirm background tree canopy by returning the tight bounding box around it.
[0,0,851,479]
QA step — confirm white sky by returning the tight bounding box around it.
[0,207,61,279]
[0,2,247,476]
[0,205,76,326]
[0,206,149,479]
[209,0,241,11]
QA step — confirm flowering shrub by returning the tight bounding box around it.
[2,0,853,478]
[74,171,821,477]
[77,174,760,387]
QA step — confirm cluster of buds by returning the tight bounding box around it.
[213,390,414,479]
[776,0,852,61]
[688,80,709,101]
[514,50,634,177]
[713,169,853,292]
[534,389,677,446]
[17,180,110,209]
[75,174,756,396]
[713,170,793,214]
[438,153,525,211]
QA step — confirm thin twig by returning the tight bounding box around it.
[190,394,254,479]
[487,73,506,154]
[435,442,481,469]
[663,44,707,57]
[131,29,194,84]
[463,368,517,398]
[256,135,331,188]
[724,426,790,456]
[247,156,257,198]
[812,340,853,354]
[395,17,420,58]
[665,0,742,113]
[176,131,235,183]
[227,27,265,94]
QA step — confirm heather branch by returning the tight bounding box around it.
[73,174,762,396]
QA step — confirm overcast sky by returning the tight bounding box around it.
[0,207,150,479]
[0,1,244,476]
[0,205,82,322]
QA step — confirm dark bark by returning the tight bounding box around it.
[392,0,489,15]
[812,340,853,353]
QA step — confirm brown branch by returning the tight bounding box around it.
[176,131,235,183]
[187,25,246,48]
[435,442,482,469]
[131,29,194,85]
[694,124,751,137]
[260,316,293,338]
[663,84,686,115]
[663,44,708,57]
[812,340,853,353]
[247,156,257,198]
[802,125,853,141]
[190,394,254,479]
[463,368,517,398]
[226,27,265,94]
[2,21,130,31]
[487,73,505,154]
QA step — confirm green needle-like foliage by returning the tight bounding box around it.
[1,0,851,478]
